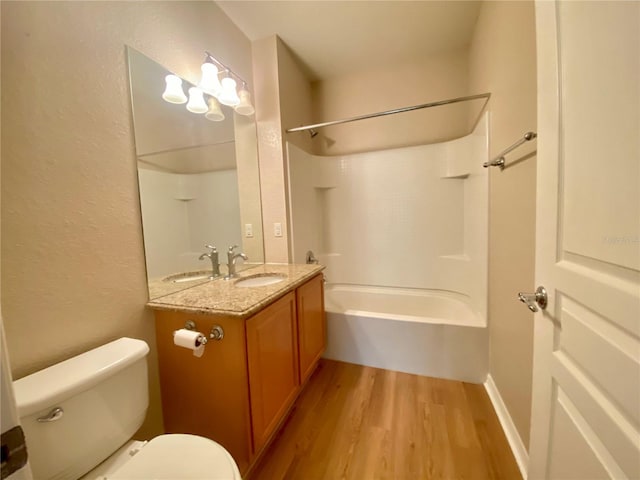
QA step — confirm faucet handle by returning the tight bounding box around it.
[228,244,239,253]
[205,245,217,253]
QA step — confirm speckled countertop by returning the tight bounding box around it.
[147,263,259,300]
[147,263,324,318]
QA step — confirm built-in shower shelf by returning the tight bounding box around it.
[440,173,470,179]
[438,254,471,262]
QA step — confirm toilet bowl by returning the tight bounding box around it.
[89,434,241,479]
[13,337,241,480]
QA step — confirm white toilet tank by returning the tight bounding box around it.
[13,338,150,480]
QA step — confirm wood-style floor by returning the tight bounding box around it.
[249,360,522,480]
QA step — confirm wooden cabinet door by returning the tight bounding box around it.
[154,310,252,474]
[296,274,326,385]
[246,292,299,452]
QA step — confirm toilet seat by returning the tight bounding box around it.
[106,434,241,479]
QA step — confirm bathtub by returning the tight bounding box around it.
[322,284,488,383]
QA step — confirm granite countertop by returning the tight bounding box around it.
[147,263,259,300]
[147,263,324,318]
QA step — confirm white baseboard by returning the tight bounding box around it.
[484,374,529,479]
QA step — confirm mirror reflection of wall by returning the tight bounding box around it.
[127,47,264,298]
[137,163,241,279]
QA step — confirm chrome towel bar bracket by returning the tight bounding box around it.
[484,131,537,170]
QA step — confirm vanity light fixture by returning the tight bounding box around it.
[186,87,208,114]
[161,52,255,117]
[201,53,252,113]
[205,97,225,122]
[162,74,188,104]
[218,74,241,107]
[235,82,255,116]
[199,62,223,97]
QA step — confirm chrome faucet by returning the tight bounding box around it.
[305,250,319,264]
[198,245,220,278]
[226,245,248,279]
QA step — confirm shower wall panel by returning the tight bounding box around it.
[287,113,488,319]
[138,168,242,279]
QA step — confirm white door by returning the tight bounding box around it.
[528,2,640,479]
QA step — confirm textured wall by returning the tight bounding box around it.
[253,36,315,263]
[253,36,290,263]
[1,1,252,438]
[468,1,537,448]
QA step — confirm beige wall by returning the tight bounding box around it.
[468,1,537,448]
[253,36,314,263]
[252,4,537,453]
[253,36,289,263]
[234,114,265,263]
[278,40,315,155]
[1,1,252,438]
[254,41,471,262]
[311,50,470,156]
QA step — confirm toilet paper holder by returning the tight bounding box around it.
[183,320,224,342]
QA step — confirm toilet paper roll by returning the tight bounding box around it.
[173,329,206,357]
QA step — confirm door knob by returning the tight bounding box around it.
[518,286,548,312]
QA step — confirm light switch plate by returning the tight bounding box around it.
[245,223,253,238]
[274,222,283,237]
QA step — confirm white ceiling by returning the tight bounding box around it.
[216,1,482,81]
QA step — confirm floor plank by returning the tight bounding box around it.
[249,360,522,480]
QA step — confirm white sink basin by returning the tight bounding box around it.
[163,271,211,283]
[235,274,286,288]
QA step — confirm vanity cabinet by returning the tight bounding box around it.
[246,292,299,452]
[296,274,326,385]
[153,273,324,476]
[154,309,253,472]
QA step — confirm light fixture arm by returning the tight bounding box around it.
[161,51,253,117]
[204,52,249,90]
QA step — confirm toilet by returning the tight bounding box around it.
[13,337,241,480]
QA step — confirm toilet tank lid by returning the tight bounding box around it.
[13,337,149,417]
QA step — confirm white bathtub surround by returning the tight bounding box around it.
[137,168,242,278]
[323,284,488,383]
[288,114,488,318]
[288,114,489,382]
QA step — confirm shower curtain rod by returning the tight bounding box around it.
[285,92,491,134]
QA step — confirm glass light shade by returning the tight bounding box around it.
[234,89,255,116]
[199,62,222,97]
[218,77,240,106]
[186,87,208,114]
[205,97,225,122]
[162,74,187,104]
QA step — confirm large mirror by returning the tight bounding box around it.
[127,47,264,299]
